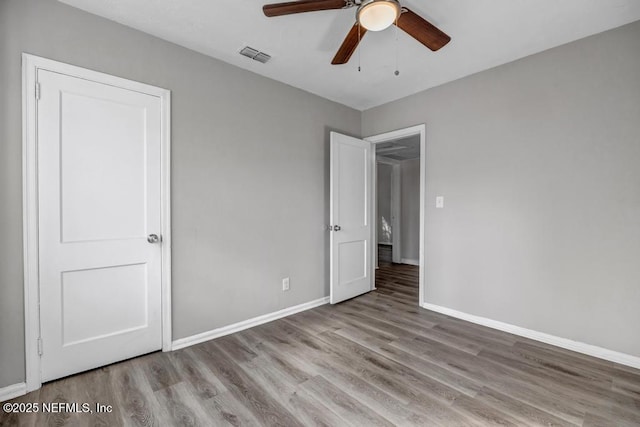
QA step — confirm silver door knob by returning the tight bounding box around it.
[334,225,341,231]
[147,234,161,243]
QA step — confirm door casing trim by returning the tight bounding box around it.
[22,53,172,393]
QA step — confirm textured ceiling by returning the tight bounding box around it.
[59,0,640,110]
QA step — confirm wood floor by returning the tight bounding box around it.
[3,263,640,426]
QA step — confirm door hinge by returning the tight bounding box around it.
[35,82,41,100]
[37,337,43,356]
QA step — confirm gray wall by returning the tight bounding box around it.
[400,159,420,262]
[377,163,393,245]
[0,0,361,388]
[363,21,640,357]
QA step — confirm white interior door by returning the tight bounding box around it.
[330,132,373,304]
[37,69,163,382]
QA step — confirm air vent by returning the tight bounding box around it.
[239,46,271,64]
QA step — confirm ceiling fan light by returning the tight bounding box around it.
[357,0,400,32]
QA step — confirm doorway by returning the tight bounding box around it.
[366,125,425,304]
[22,54,172,392]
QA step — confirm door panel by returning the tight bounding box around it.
[330,132,373,304]
[61,264,149,346]
[338,241,367,283]
[338,143,368,226]
[37,69,163,382]
[60,91,147,242]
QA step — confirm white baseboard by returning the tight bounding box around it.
[401,258,419,266]
[0,382,27,402]
[422,303,640,370]
[172,297,330,351]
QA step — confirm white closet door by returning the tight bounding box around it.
[37,69,163,382]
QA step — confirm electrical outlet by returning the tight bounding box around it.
[282,277,290,291]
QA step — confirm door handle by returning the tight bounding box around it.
[147,234,161,243]
[334,225,341,231]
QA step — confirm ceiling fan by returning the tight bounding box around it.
[262,0,451,65]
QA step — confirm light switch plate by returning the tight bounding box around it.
[436,196,444,208]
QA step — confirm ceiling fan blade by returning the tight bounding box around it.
[331,23,367,65]
[395,8,451,51]
[263,0,347,17]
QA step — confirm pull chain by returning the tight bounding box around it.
[394,14,400,76]
[358,23,362,72]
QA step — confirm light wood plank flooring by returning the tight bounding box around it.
[2,263,640,426]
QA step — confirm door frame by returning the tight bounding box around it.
[22,54,172,392]
[375,157,402,265]
[365,124,426,304]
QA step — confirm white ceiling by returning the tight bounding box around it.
[59,0,640,110]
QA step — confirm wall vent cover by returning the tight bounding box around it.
[239,46,271,64]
